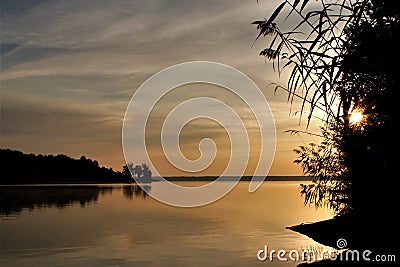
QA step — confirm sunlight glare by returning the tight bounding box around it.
[349,110,364,125]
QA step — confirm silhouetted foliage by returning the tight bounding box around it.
[293,128,350,214]
[122,162,134,178]
[0,149,132,184]
[254,0,399,218]
[254,0,399,258]
[126,163,152,183]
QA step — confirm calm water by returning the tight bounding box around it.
[0,181,332,267]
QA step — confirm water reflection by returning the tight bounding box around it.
[0,182,331,267]
[0,184,149,216]
[123,184,151,200]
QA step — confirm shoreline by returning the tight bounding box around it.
[287,215,399,266]
[0,176,311,185]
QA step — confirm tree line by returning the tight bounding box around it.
[0,149,132,184]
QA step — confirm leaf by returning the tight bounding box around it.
[266,2,286,26]
[293,0,301,9]
[308,29,328,54]
[285,0,301,20]
[300,0,310,13]
[251,20,265,25]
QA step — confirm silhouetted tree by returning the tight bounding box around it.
[254,0,399,256]
[254,0,398,216]
[122,162,134,178]
[133,165,143,178]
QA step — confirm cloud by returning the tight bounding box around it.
[1,0,313,175]
[2,0,268,48]
[0,91,125,169]
[0,43,20,55]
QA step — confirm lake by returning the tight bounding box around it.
[0,181,332,267]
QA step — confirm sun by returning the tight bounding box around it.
[349,109,365,125]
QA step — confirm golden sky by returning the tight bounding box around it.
[0,0,323,176]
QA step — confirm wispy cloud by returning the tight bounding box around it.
[1,0,314,175]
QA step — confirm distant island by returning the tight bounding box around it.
[0,149,309,184]
[0,149,132,184]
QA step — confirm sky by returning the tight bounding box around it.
[0,0,323,176]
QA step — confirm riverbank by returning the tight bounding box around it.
[287,215,399,266]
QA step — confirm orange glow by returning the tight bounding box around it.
[349,109,365,125]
